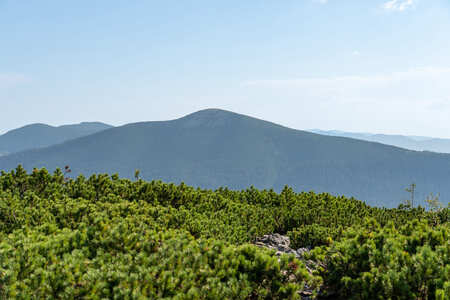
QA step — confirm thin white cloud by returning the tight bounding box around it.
[352,50,361,56]
[243,67,450,106]
[314,0,328,4]
[382,0,415,12]
[241,67,450,137]
[0,73,28,89]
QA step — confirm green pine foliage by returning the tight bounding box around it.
[0,224,315,299]
[288,224,341,249]
[309,219,449,299]
[0,166,448,299]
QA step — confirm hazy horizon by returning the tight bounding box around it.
[2,0,450,137]
[1,108,450,142]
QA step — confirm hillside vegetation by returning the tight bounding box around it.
[0,166,448,299]
[1,109,450,207]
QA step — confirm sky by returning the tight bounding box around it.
[1,0,450,137]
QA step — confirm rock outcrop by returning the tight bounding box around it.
[254,233,309,257]
[253,234,323,299]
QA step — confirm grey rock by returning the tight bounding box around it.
[255,233,291,249]
[253,234,322,299]
[296,247,310,257]
[254,234,309,259]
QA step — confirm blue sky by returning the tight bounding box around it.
[2,0,450,137]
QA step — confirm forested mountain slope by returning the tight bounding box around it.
[0,122,113,155]
[0,109,449,207]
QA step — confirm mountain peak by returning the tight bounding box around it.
[178,109,243,128]
[0,121,113,154]
[183,108,236,118]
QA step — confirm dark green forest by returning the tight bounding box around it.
[0,166,448,299]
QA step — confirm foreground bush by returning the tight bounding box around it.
[0,221,320,299]
[310,219,449,300]
[0,166,448,299]
[288,224,343,249]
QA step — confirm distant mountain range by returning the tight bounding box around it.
[309,129,450,154]
[0,122,113,156]
[0,109,449,208]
